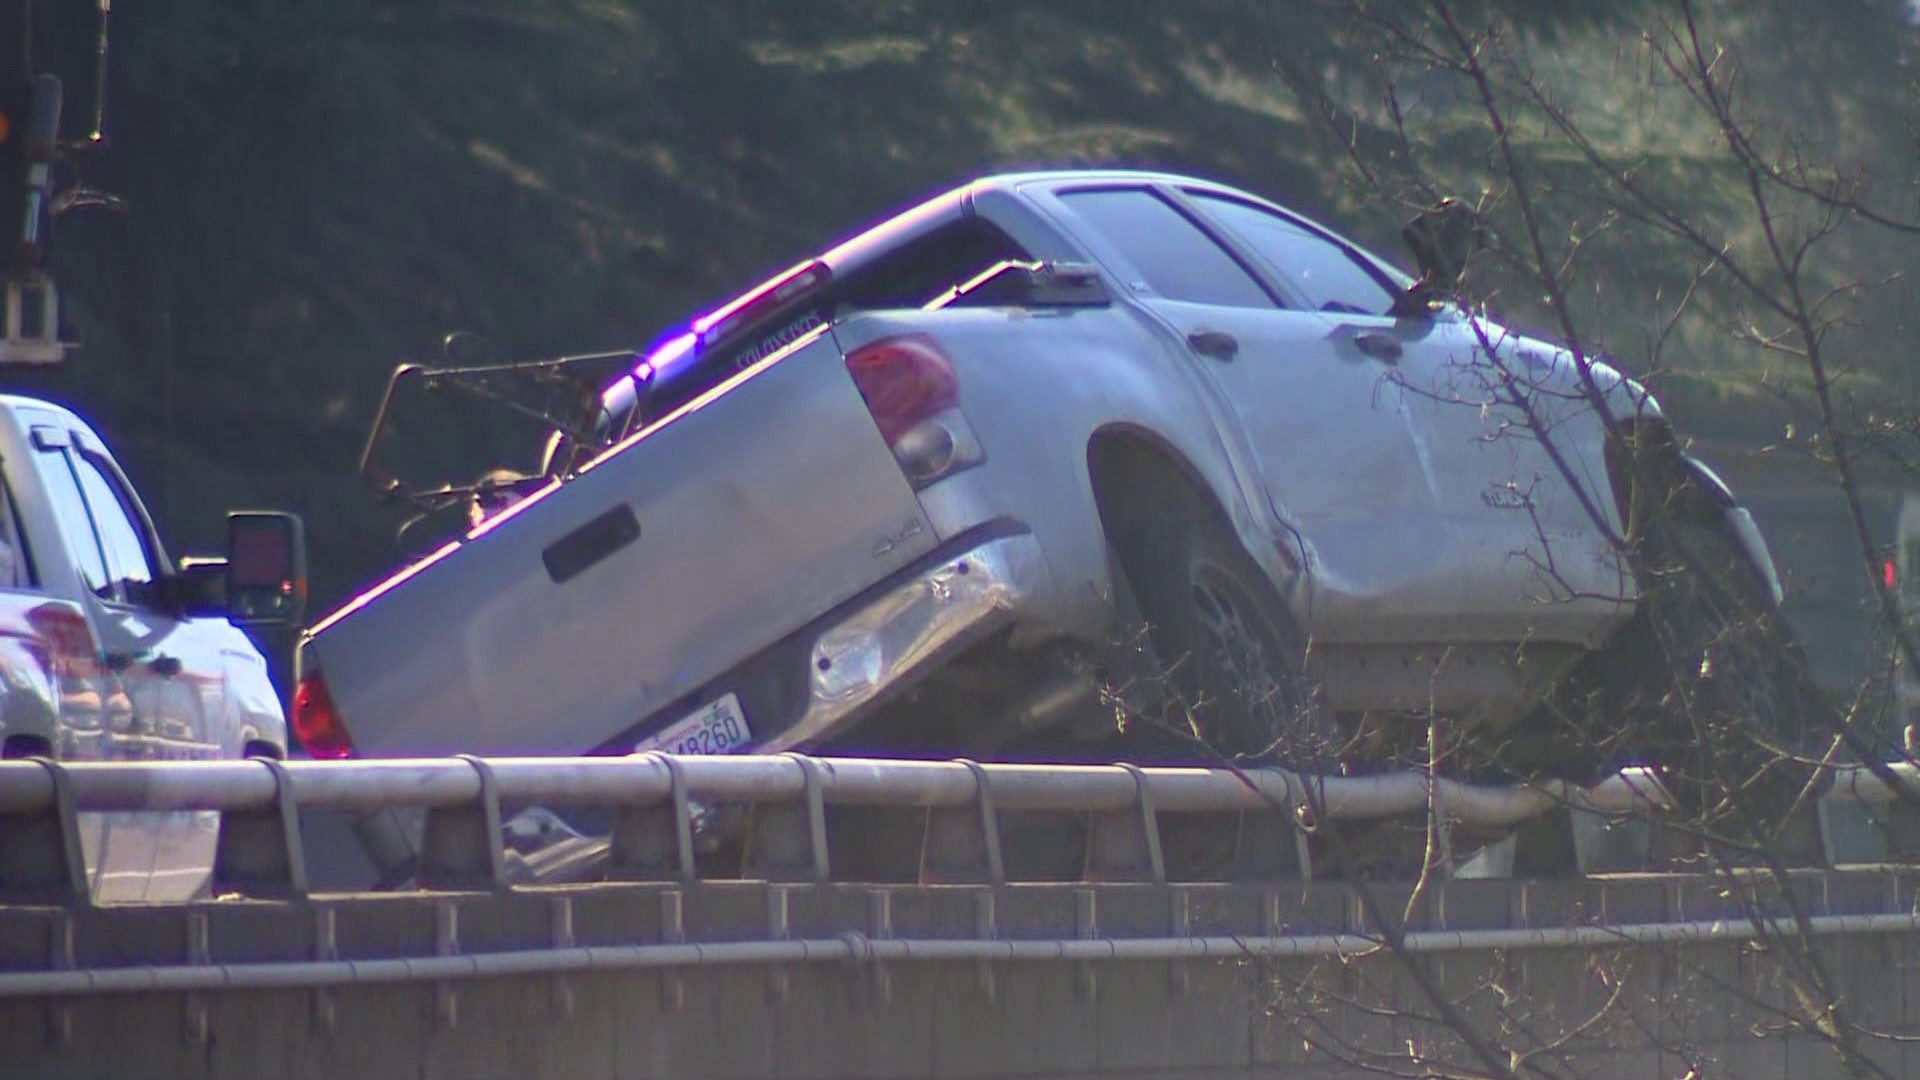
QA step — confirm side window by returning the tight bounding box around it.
[1058,189,1274,308]
[1188,193,1401,316]
[0,478,36,590]
[72,453,157,598]
[32,447,111,597]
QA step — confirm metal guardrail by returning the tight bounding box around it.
[0,752,1914,906]
[4,910,1916,999]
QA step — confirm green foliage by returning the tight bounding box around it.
[20,0,1920,610]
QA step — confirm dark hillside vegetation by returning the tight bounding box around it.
[11,0,1920,615]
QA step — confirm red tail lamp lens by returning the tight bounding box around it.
[292,670,354,759]
[846,335,960,446]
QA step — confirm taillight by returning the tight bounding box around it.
[292,670,354,759]
[846,335,984,488]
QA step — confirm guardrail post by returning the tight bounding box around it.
[419,755,505,892]
[973,889,998,1004]
[45,911,72,1046]
[766,886,790,1004]
[607,753,695,882]
[1085,763,1164,883]
[212,756,307,899]
[0,758,87,906]
[659,890,686,1012]
[1075,888,1098,1002]
[1168,886,1191,996]
[921,759,1004,885]
[312,905,337,1037]
[435,903,460,1030]
[744,754,829,884]
[868,889,894,1005]
[550,896,575,1020]
[184,913,210,1046]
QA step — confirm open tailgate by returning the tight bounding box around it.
[308,331,939,756]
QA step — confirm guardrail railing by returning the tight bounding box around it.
[0,753,1914,906]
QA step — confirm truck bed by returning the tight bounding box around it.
[305,329,941,757]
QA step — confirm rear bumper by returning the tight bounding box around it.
[592,526,1054,758]
[762,529,1050,751]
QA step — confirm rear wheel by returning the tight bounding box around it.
[1111,510,1334,771]
[1103,509,1337,881]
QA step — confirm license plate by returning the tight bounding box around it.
[631,692,754,756]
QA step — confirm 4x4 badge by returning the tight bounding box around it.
[1482,484,1530,510]
[871,517,925,559]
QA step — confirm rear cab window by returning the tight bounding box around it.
[829,217,1033,316]
[696,217,1033,376]
[598,214,1035,446]
[1053,187,1276,309]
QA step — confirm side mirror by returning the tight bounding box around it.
[224,511,308,628]
[1400,199,1483,297]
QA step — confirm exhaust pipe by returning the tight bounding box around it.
[1013,669,1099,732]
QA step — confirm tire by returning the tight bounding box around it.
[1630,515,1818,817]
[1510,509,1818,826]
[1111,508,1333,771]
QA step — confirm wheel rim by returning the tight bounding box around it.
[1186,561,1304,760]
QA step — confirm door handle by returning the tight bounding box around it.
[1187,329,1239,361]
[150,655,182,678]
[1351,331,1402,364]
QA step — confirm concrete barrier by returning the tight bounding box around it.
[1,754,1917,1077]
[0,872,1915,1079]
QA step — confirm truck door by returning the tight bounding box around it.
[1032,183,1453,642]
[1176,188,1625,644]
[27,423,224,900]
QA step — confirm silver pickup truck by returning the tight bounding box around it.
[297,169,1792,793]
[0,392,307,901]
